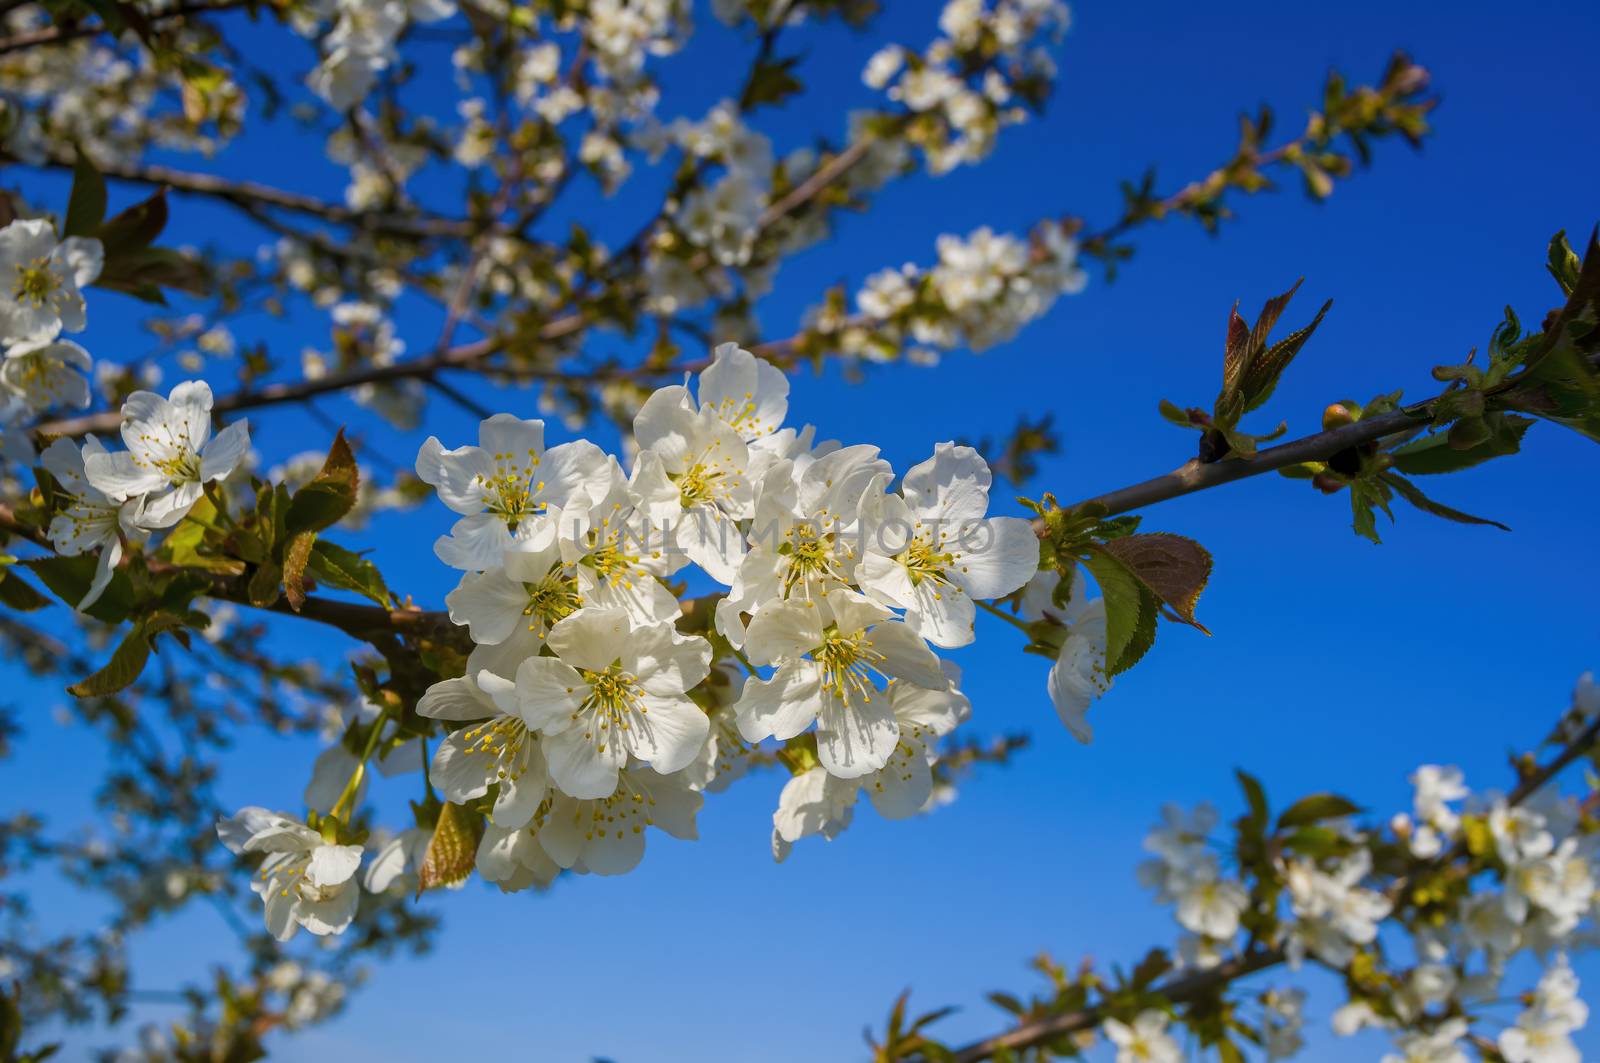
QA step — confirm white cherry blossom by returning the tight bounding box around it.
[39,436,140,609]
[444,538,583,646]
[771,766,858,862]
[734,588,946,779]
[216,808,363,941]
[535,763,702,876]
[857,442,1038,648]
[715,444,892,648]
[1,337,92,410]
[84,381,251,529]
[503,608,711,799]
[475,822,562,892]
[1104,1011,1181,1063]
[415,414,611,571]
[0,219,102,345]
[1021,569,1112,741]
[417,632,550,828]
[862,663,970,819]
[631,377,757,584]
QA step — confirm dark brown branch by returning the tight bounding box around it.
[0,0,257,55]
[3,153,477,240]
[1068,349,1600,519]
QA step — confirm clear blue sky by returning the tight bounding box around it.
[8,0,1600,1059]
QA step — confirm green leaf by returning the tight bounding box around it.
[1082,549,1158,676]
[1283,825,1345,857]
[1158,399,1202,429]
[1504,228,1600,441]
[1388,415,1532,475]
[1235,769,1269,834]
[63,148,107,238]
[1241,298,1332,413]
[93,246,209,300]
[741,55,805,110]
[1277,793,1361,829]
[68,622,152,697]
[286,430,360,536]
[1381,472,1510,531]
[308,541,390,607]
[96,188,168,257]
[160,495,246,575]
[1348,479,1391,543]
[248,559,282,608]
[24,554,135,622]
[1128,948,1172,989]
[1548,229,1581,295]
[0,569,51,611]
[1098,532,1214,633]
[986,992,1024,1016]
[1218,302,1251,401]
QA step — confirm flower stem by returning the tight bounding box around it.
[329,708,389,823]
[201,481,237,530]
[976,598,1032,635]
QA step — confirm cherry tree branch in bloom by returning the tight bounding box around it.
[904,709,1600,1063]
[4,152,481,239]
[0,3,1586,1058]
[24,54,1432,444]
[0,0,261,56]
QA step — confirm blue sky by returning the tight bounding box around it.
[7,0,1600,1059]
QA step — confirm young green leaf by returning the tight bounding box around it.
[1380,472,1510,531]
[63,149,107,238]
[1082,549,1159,676]
[1277,793,1362,829]
[1098,532,1214,633]
[308,540,391,607]
[68,622,153,697]
[1388,415,1531,475]
[96,188,169,257]
[286,430,360,536]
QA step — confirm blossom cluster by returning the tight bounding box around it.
[1133,675,1600,1063]
[0,218,103,462]
[213,341,1114,939]
[299,0,459,111]
[37,380,250,610]
[863,0,1070,174]
[830,218,1089,366]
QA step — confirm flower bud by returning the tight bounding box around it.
[1322,402,1357,431]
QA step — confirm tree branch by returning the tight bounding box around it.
[943,712,1600,1063]
[1067,350,1600,519]
[3,152,478,240]
[0,0,258,55]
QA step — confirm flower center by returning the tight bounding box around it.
[902,536,955,587]
[583,539,641,587]
[479,450,542,522]
[259,851,342,903]
[814,627,888,703]
[12,258,58,308]
[140,445,201,484]
[522,568,582,632]
[711,390,767,435]
[576,665,645,754]
[675,460,724,508]
[779,518,851,597]
[457,715,535,787]
[564,773,661,842]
